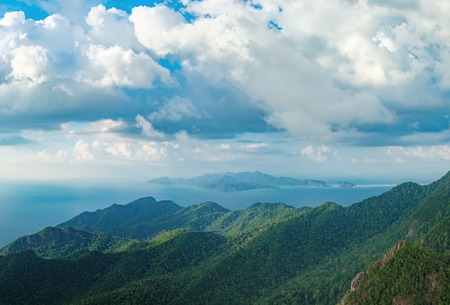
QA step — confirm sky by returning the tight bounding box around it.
[0,0,449,184]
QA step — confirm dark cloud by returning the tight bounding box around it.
[0,135,32,146]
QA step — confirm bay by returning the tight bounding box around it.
[0,181,393,248]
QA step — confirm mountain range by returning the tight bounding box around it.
[147,171,330,191]
[1,171,449,304]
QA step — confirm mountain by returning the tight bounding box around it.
[57,197,182,234]
[0,171,449,305]
[0,232,227,305]
[206,202,307,240]
[148,171,329,191]
[340,241,450,305]
[0,226,130,258]
[57,198,230,240]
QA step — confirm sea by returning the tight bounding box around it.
[0,181,394,248]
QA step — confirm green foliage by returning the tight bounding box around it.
[57,198,229,240]
[342,242,450,305]
[0,227,130,259]
[422,217,450,252]
[0,171,449,305]
[57,197,184,239]
[207,202,307,244]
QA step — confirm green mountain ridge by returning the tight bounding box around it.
[0,226,130,259]
[56,199,230,241]
[0,171,449,304]
[340,241,450,305]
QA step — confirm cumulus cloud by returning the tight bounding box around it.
[130,5,186,56]
[126,0,450,140]
[85,5,140,49]
[1,0,448,142]
[73,139,94,161]
[1,0,450,182]
[301,145,338,162]
[125,2,353,136]
[37,149,70,163]
[34,0,103,25]
[81,44,171,88]
[10,45,49,83]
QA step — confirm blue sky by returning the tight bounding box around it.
[0,0,449,183]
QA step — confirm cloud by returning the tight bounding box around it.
[73,139,94,161]
[81,44,171,88]
[135,114,165,139]
[37,149,70,163]
[149,96,206,122]
[125,0,450,142]
[58,119,128,136]
[90,119,127,133]
[10,45,49,83]
[34,0,104,25]
[127,1,387,137]
[386,145,450,162]
[85,5,145,50]
[301,145,338,162]
[1,0,450,183]
[129,5,187,56]
[0,135,31,146]
[102,141,132,158]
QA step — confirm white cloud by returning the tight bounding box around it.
[35,0,102,25]
[90,119,126,133]
[126,0,450,139]
[81,44,171,88]
[104,142,132,158]
[1,0,450,182]
[217,143,230,151]
[137,141,168,161]
[73,139,94,161]
[373,31,398,53]
[386,145,450,161]
[243,143,268,152]
[1,0,447,141]
[135,115,165,139]
[130,5,187,56]
[10,45,49,83]
[129,1,395,137]
[301,145,337,162]
[0,11,26,27]
[130,2,252,82]
[85,5,139,49]
[37,149,70,163]
[149,96,205,122]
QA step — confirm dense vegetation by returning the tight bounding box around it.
[341,242,450,305]
[0,171,449,305]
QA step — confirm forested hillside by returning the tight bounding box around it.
[0,171,449,305]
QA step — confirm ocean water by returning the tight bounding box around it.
[0,181,393,248]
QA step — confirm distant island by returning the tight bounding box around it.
[338,180,356,187]
[147,171,330,192]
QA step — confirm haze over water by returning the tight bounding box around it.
[0,181,392,248]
